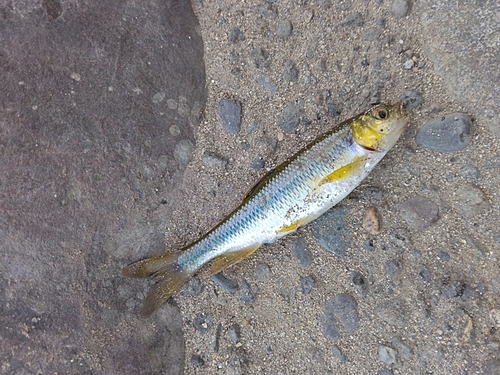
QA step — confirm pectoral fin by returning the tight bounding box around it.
[204,245,261,276]
[318,156,365,186]
[276,218,308,234]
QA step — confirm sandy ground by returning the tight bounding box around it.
[155,0,499,374]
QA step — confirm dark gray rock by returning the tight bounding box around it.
[379,345,397,365]
[437,250,451,261]
[292,237,313,267]
[331,345,347,362]
[255,263,271,281]
[441,280,465,298]
[400,91,424,111]
[0,0,206,373]
[384,259,403,278]
[194,314,214,333]
[320,309,340,341]
[398,196,439,230]
[375,298,410,328]
[326,102,341,116]
[279,103,301,133]
[252,158,266,170]
[350,271,368,296]
[340,12,363,28]
[392,0,410,18]
[228,323,241,344]
[419,267,432,282]
[190,355,205,367]
[240,279,257,303]
[327,294,360,332]
[313,206,351,257]
[284,60,299,82]
[416,113,473,152]
[277,19,293,37]
[460,165,480,180]
[202,151,228,169]
[212,273,239,295]
[229,27,245,44]
[300,275,315,295]
[217,99,242,134]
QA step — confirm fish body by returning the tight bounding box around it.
[123,103,409,316]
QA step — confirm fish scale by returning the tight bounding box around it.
[122,102,409,316]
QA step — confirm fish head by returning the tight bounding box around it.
[351,102,409,152]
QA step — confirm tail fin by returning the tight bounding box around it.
[122,252,193,317]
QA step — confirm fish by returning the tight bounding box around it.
[123,102,409,316]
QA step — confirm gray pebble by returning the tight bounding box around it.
[300,275,315,295]
[211,273,239,294]
[283,60,299,82]
[313,206,350,257]
[340,12,363,28]
[377,17,386,28]
[279,103,300,133]
[214,323,222,352]
[441,280,465,298]
[250,46,269,69]
[326,102,341,116]
[362,28,380,41]
[389,228,412,248]
[364,239,376,252]
[460,165,480,180]
[391,337,413,361]
[461,286,478,300]
[255,263,271,281]
[277,19,292,38]
[328,293,360,332]
[247,120,259,134]
[454,185,489,218]
[320,308,340,341]
[331,345,346,362]
[384,259,402,278]
[202,151,228,169]
[193,313,213,334]
[379,345,397,365]
[217,99,241,134]
[181,276,203,296]
[228,27,245,44]
[251,158,265,170]
[240,279,257,303]
[437,249,450,261]
[400,91,423,111]
[292,237,313,267]
[403,59,414,70]
[416,113,473,152]
[364,186,383,200]
[375,298,410,328]
[190,355,205,367]
[419,267,432,282]
[174,139,194,167]
[255,74,277,94]
[376,370,394,375]
[228,323,241,344]
[398,196,439,231]
[350,271,368,296]
[391,0,410,18]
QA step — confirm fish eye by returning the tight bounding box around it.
[374,107,388,119]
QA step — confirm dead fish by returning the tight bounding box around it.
[123,103,409,316]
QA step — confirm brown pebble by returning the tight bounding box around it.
[363,206,381,235]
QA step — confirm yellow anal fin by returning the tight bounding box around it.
[204,245,261,276]
[318,156,365,186]
[276,218,307,234]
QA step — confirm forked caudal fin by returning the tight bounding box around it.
[122,251,193,317]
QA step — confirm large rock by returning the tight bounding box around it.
[0,0,206,374]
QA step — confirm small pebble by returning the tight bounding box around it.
[331,345,346,362]
[228,323,241,344]
[436,249,450,261]
[454,185,489,218]
[340,12,363,28]
[419,267,432,282]
[379,345,397,365]
[228,27,245,44]
[362,28,380,41]
[398,196,439,231]
[326,102,341,116]
[364,186,383,200]
[350,271,368,296]
[250,46,269,68]
[240,279,257,303]
[255,74,278,94]
[403,59,414,69]
[283,60,299,81]
[391,337,413,361]
[391,0,410,18]
[416,113,473,152]
[292,237,313,267]
[255,263,271,281]
[313,206,350,257]
[389,228,412,247]
[193,314,213,334]
[376,370,394,375]
[460,165,480,180]
[190,355,205,367]
[404,81,424,100]
[384,259,402,278]
[363,206,381,235]
[211,273,239,294]
[214,323,222,352]
[279,103,300,133]
[217,99,241,134]
[327,293,360,332]
[300,275,315,295]
[202,151,228,169]
[251,158,265,170]
[276,19,292,38]
[441,280,465,298]
[364,239,376,252]
[247,120,259,134]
